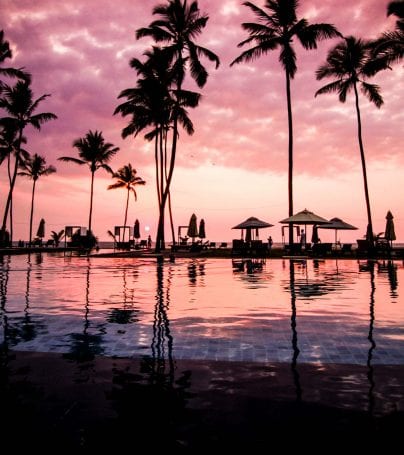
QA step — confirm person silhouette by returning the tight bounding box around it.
[268,236,273,250]
[147,235,152,249]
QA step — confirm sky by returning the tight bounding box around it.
[1,0,403,243]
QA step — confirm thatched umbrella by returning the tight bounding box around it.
[318,217,358,245]
[232,216,273,240]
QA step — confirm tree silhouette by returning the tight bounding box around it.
[0,80,57,244]
[134,0,220,252]
[231,0,340,246]
[58,130,119,234]
[107,163,145,242]
[315,37,387,246]
[18,153,56,245]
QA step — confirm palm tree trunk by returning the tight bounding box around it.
[155,128,166,252]
[123,186,130,243]
[1,128,23,242]
[353,82,374,247]
[88,170,95,233]
[164,129,176,246]
[29,179,37,245]
[286,70,294,248]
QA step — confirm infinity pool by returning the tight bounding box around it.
[1,253,403,365]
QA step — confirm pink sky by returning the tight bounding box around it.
[1,0,403,243]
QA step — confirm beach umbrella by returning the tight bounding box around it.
[385,211,396,248]
[232,216,273,240]
[36,218,45,239]
[280,209,328,246]
[198,219,206,239]
[134,219,140,239]
[318,217,358,245]
[187,213,198,240]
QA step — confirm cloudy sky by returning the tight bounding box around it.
[1,0,402,243]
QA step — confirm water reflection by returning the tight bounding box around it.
[149,263,175,383]
[107,267,140,325]
[0,256,10,358]
[65,258,104,362]
[377,260,398,299]
[188,260,206,287]
[289,260,302,402]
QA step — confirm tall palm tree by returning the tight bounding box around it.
[315,36,386,247]
[0,80,57,244]
[230,0,340,246]
[136,0,220,252]
[107,163,145,242]
[18,153,56,245]
[116,45,201,251]
[58,130,119,234]
[372,1,404,65]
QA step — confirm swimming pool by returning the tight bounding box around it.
[1,253,403,365]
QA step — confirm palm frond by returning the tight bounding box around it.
[361,82,384,108]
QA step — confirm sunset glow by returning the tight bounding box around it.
[1,0,402,243]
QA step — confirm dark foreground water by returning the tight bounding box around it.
[1,254,403,448]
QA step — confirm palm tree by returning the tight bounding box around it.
[0,30,30,88]
[0,80,57,244]
[230,0,340,246]
[372,1,404,65]
[315,36,386,247]
[18,153,56,245]
[58,130,119,234]
[107,163,145,242]
[50,229,64,247]
[136,0,220,252]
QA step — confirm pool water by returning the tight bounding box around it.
[1,253,403,365]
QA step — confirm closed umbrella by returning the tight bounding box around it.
[385,211,396,248]
[187,213,198,241]
[311,225,320,244]
[36,218,45,239]
[134,219,140,239]
[198,219,206,239]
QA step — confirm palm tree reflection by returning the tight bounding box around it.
[65,258,104,362]
[149,262,175,384]
[289,260,302,402]
[0,256,11,359]
[107,267,139,325]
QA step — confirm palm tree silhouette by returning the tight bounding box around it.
[18,153,56,245]
[50,229,64,247]
[0,80,57,244]
[58,130,119,234]
[230,0,340,247]
[107,163,145,243]
[135,0,220,251]
[315,37,387,247]
[372,1,404,65]
[0,30,30,87]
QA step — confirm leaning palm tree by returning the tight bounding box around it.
[230,0,340,246]
[0,80,57,244]
[107,163,145,242]
[315,36,386,247]
[18,153,56,245]
[136,0,220,252]
[58,130,119,234]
